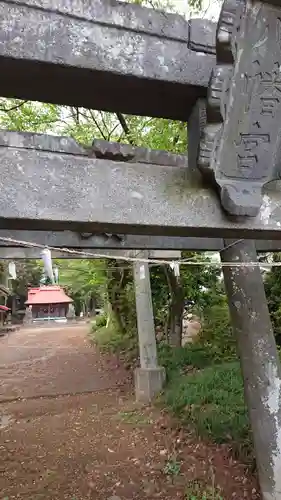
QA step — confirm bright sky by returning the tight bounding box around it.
[171,0,222,20]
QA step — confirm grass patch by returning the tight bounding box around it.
[117,409,152,425]
[184,478,223,499]
[90,316,253,466]
[159,344,253,465]
[163,457,181,477]
[89,317,138,365]
[90,323,135,353]
[164,362,249,444]
[158,343,214,379]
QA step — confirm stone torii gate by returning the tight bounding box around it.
[1,0,281,496]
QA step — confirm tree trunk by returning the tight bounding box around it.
[106,301,113,329]
[221,240,281,499]
[164,265,184,347]
[106,259,133,334]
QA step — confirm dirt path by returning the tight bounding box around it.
[0,324,260,499]
[0,323,128,402]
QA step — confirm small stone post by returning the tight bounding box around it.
[133,250,165,402]
[221,239,281,500]
[23,305,33,326]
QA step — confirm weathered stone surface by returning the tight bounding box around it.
[0,247,181,260]
[188,18,216,54]
[188,99,208,181]
[221,239,281,500]
[0,230,123,248]
[133,252,158,367]
[215,0,243,64]
[0,231,281,252]
[8,0,188,41]
[149,250,181,259]
[198,0,281,217]
[261,0,281,5]
[0,247,80,259]
[133,251,166,400]
[0,247,132,259]
[92,139,188,167]
[1,131,188,165]
[134,367,166,403]
[0,130,87,155]
[0,132,281,238]
[0,0,215,119]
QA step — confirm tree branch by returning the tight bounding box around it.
[116,111,135,145]
[89,110,107,140]
[0,100,28,113]
[99,111,111,140]
[108,123,119,141]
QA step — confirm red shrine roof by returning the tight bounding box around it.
[25,286,73,305]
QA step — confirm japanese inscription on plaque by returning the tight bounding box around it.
[198,0,281,216]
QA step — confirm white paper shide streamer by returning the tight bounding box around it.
[8,261,17,280]
[170,261,180,277]
[41,248,55,284]
[53,266,59,284]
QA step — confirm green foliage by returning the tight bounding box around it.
[158,341,253,464]
[199,298,237,361]
[185,489,223,500]
[150,265,170,327]
[162,360,253,464]
[264,254,281,342]
[91,322,137,354]
[185,479,223,500]
[163,458,181,476]
[56,259,106,315]
[91,324,123,351]
[93,314,107,329]
[0,261,7,287]
[126,116,186,153]
[158,343,214,378]
[180,252,222,310]
[0,98,187,153]
[105,260,136,336]
[0,99,62,133]
[8,259,43,296]
[150,253,221,330]
[117,409,151,425]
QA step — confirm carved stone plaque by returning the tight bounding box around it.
[198,0,281,216]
